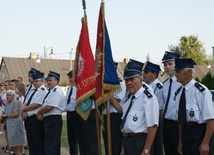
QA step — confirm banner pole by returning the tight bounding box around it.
[107,99,112,155]
[95,106,102,155]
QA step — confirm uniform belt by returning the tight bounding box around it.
[163,119,177,123]
[185,122,199,126]
[123,132,146,137]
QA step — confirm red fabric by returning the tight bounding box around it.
[95,5,105,103]
[75,18,95,101]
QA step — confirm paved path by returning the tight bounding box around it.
[0,133,70,155]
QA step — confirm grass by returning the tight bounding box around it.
[61,121,69,149]
[60,121,105,154]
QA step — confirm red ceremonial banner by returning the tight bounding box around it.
[72,17,96,120]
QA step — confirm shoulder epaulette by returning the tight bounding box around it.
[142,83,148,90]
[174,86,182,100]
[163,78,169,84]
[41,87,45,90]
[53,88,57,92]
[195,82,205,92]
[144,89,153,98]
[156,83,163,89]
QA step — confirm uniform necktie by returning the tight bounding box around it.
[26,89,37,106]
[67,87,73,104]
[163,78,172,118]
[178,88,187,125]
[23,84,32,103]
[43,90,50,104]
[120,96,135,130]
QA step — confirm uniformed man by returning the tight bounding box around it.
[120,59,159,155]
[102,62,126,155]
[65,70,81,155]
[161,51,181,155]
[79,95,99,155]
[23,68,40,105]
[22,68,39,150]
[174,58,214,155]
[22,70,48,155]
[143,61,164,155]
[37,71,65,155]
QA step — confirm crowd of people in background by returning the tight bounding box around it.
[0,51,214,155]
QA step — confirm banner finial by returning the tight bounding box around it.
[82,0,86,10]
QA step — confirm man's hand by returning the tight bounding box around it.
[199,141,209,155]
[1,114,7,118]
[120,146,124,155]
[22,111,27,120]
[177,142,183,155]
[36,113,44,121]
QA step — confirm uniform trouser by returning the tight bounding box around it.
[66,111,81,155]
[163,119,179,155]
[102,113,123,155]
[182,123,206,155]
[209,132,214,155]
[122,133,154,155]
[79,109,99,155]
[43,115,62,155]
[25,115,45,155]
[153,118,164,155]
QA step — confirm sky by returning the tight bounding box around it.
[1,0,214,65]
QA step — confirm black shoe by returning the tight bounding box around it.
[2,146,7,150]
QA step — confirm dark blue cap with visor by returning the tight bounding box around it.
[174,58,196,70]
[143,61,161,74]
[162,51,180,63]
[124,59,144,80]
[46,71,60,81]
[33,71,44,81]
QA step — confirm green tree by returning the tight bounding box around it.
[195,77,200,83]
[201,72,214,90]
[168,35,209,65]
